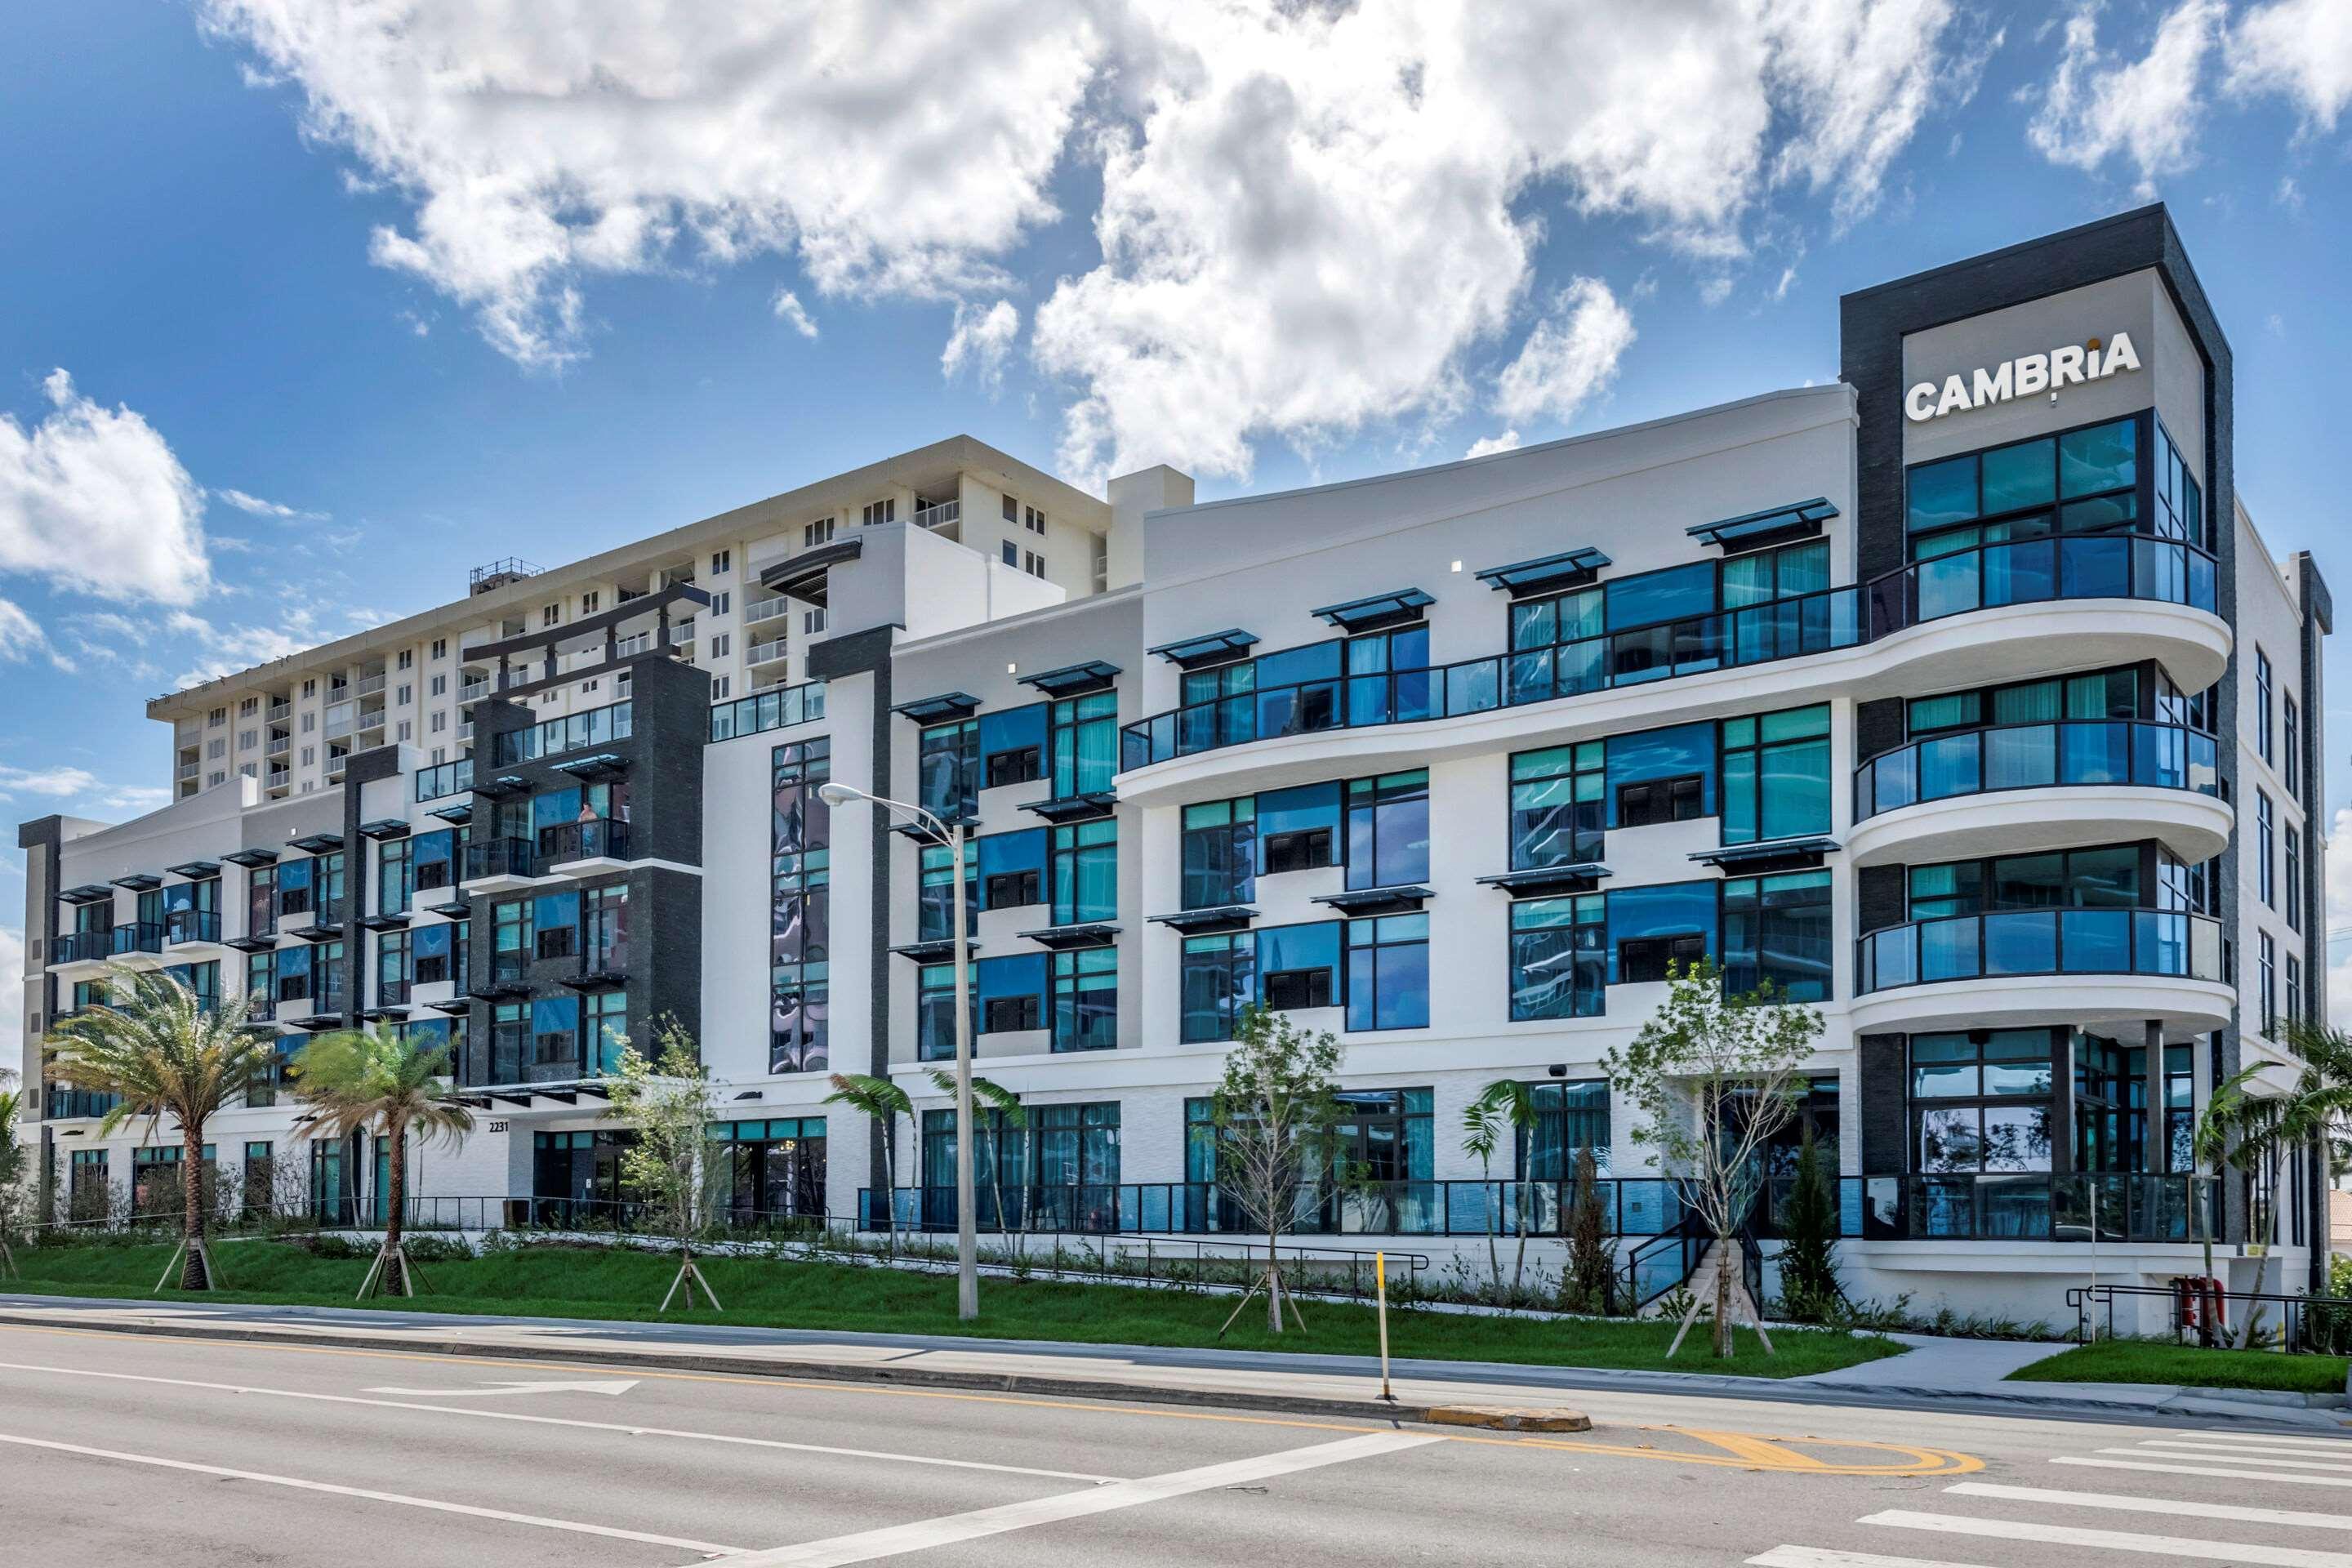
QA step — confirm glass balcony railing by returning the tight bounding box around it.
[1122,584,1863,770]
[537,817,630,864]
[164,909,221,946]
[1859,1171,2217,1243]
[1864,533,2216,635]
[709,679,826,742]
[51,931,111,964]
[1857,908,2221,993]
[415,756,474,803]
[1854,720,2220,821]
[110,921,166,956]
[464,837,537,881]
[492,699,633,767]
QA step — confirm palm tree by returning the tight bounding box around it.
[289,1028,474,1298]
[929,1069,1027,1242]
[45,966,274,1290]
[825,1072,912,1249]
[2204,1021,2352,1348]
[0,1085,27,1279]
[1467,1080,1541,1302]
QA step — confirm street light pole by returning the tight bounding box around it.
[817,780,979,1322]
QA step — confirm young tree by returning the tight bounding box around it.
[929,1069,1027,1241]
[0,1087,28,1278]
[825,1072,913,1247]
[289,1028,474,1298]
[1208,1005,1345,1335]
[604,1025,725,1312]
[1601,958,1822,1358]
[2207,1022,2352,1348]
[1464,1079,1542,1303]
[1559,1146,1614,1314]
[46,966,274,1290]
[1775,1129,1842,1322]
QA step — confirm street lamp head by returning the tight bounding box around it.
[815,782,860,808]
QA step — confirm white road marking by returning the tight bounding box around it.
[2103,1446,2352,1474]
[1748,1549,1998,1568]
[720,1429,1445,1566]
[1861,1507,2352,1566]
[2056,1457,2352,1489]
[0,1430,746,1555]
[2174,1432,2352,1450]
[0,1357,1117,1485]
[363,1378,641,1398]
[1950,1481,2352,1531]
[2135,1441,2352,1467]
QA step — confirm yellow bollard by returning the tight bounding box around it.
[1375,1250,1394,1403]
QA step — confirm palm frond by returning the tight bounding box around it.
[289,1027,474,1147]
[45,965,274,1143]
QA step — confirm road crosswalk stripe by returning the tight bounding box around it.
[1747,1548,1998,1568]
[2056,1458,2352,1489]
[2136,1442,2352,1466]
[2175,1433,2352,1451]
[1860,1508,2352,1566]
[1949,1482,2352,1530]
[2109,1447,2352,1473]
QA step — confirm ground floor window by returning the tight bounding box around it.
[130,1143,217,1218]
[921,1101,1118,1231]
[1517,1080,1610,1179]
[710,1116,826,1222]
[531,1129,634,1219]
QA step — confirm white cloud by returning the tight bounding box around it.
[167,606,322,688]
[2025,1,2226,195]
[941,300,1020,391]
[213,486,327,521]
[1465,430,1522,459]
[1490,278,1636,432]
[2227,0,2352,131]
[199,0,1102,368]
[0,928,20,1080]
[0,370,211,604]
[0,599,73,672]
[201,1,1972,483]
[2328,808,2352,1026]
[0,765,99,798]
[772,289,820,340]
[1035,0,1967,488]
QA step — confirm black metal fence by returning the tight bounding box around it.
[2070,1281,2352,1355]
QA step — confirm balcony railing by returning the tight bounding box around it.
[265,736,291,758]
[464,836,536,881]
[176,760,199,782]
[1857,908,2221,993]
[914,498,960,532]
[537,817,630,865]
[164,910,221,946]
[110,922,166,956]
[458,676,490,702]
[746,596,792,626]
[356,673,387,698]
[265,768,290,790]
[46,1086,121,1120]
[267,699,291,721]
[1854,720,2221,822]
[1863,533,2217,635]
[51,931,111,964]
[1860,1171,2216,1244]
[1122,583,1862,770]
[709,679,826,742]
[746,638,789,666]
[492,699,631,767]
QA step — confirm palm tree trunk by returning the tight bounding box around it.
[1481,1157,1500,1296]
[180,1118,208,1290]
[382,1124,408,1296]
[2238,1155,2284,1348]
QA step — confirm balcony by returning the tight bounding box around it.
[356,673,387,698]
[176,760,199,782]
[746,638,789,667]
[914,498,960,532]
[1849,720,2230,868]
[110,921,167,962]
[267,699,291,721]
[746,596,791,626]
[164,909,224,949]
[356,704,387,732]
[459,675,490,702]
[48,931,112,968]
[265,735,291,758]
[462,836,537,891]
[537,817,630,871]
[265,767,291,791]
[1852,908,2230,1038]
[324,702,355,738]
[709,679,826,742]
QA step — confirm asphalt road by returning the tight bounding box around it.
[3,1323,2351,1566]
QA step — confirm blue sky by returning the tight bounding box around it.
[2,1,2350,991]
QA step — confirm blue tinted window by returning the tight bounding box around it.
[1606,881,1718,981]
[1258,920,1341,983]
[1604,722,1715,823]
[977,703,1046,763]
[1604,561,1714,631]
[2059,418,2136,498]
[1257,782,1341,849]
[1980,439,2055,514]
[1906,454,1978,531]
[1254,640,1344,690]
[1346,914,1428,1031]
[977,827,1048,881]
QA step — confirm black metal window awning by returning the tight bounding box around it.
[892,691,980,724]
[892,817,976,844]
[164,859,220,880]
[1019,792,1116,824]
[1018,660,1121,697]
[428,803,474,825]
[58,884,114,905]
[1689,837,1839,872]
[425,998,473,1016]
[1312,589,1433,634]
[423,898,473,920]
[473,774,532,799]
[1473,547,1612,598]
[890,938,980,964]
[221,848,280,867]
[358,818,412,841]
[1312,885,1432,916]
[286,831,343,853]
[1477,865,1610,897]
[1686,497,1838,553]
[109,872,162,892]
[1147,905,1257,933]
[552,752,628,780]
[357,911,411,932]
[1019,922,1120,951]
[559,968,628,991]
[1147,628,1258,668]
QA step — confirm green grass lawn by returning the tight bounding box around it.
[5,1237,1904,1380]
[2014,1339,2350,1395]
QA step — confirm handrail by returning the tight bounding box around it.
[492,698,633,767]
[1855,719,2219,821]
[1861,531,2217,635]
[1857,907,2221,992]
[709,679,826,742]
[1121,582,1862,770]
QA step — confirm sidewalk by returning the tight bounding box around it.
[2,1292,2344,1431]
